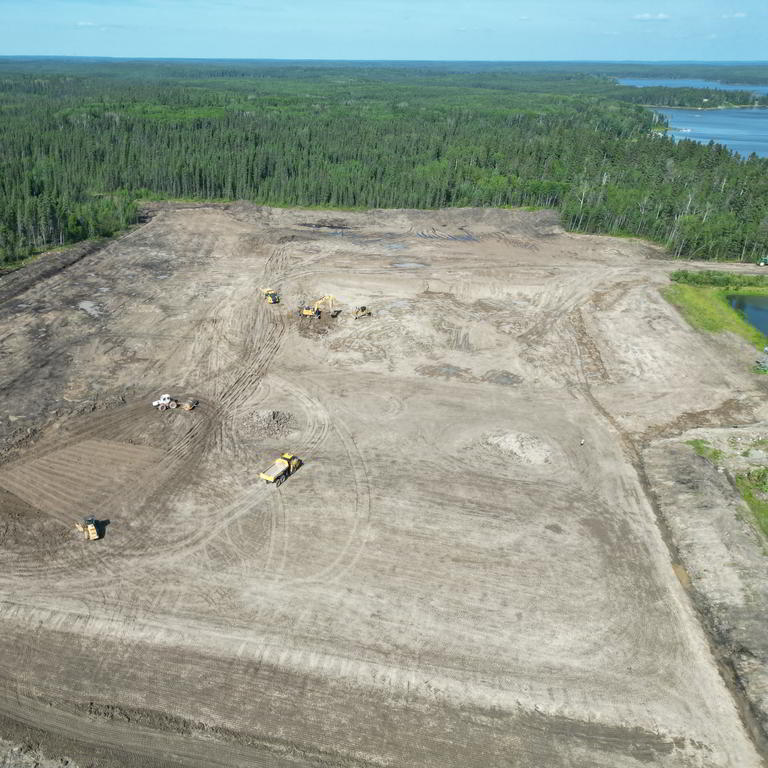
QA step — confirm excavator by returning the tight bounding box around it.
[298,295,340,319]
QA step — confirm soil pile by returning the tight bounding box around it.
[248,410,294,437]
[484,431,553,465]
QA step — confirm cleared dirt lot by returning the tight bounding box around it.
[0,204,766,767]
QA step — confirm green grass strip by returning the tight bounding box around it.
[685,438,724,462]
[670,269,768,289]
[662,283,768,349]
[733,472,768,538]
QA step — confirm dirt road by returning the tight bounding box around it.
[0,204,765,767]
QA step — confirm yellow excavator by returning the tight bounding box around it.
[298,294,339,319]
[261,288,280,304]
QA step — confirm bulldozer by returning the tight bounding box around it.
[298,295,339,319]
[152,394,199,412]
[353,306,372,319]
[75,517,100,541]
[261,288,280,304]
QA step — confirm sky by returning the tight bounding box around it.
[1,0,766,61]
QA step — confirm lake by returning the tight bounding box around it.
[728,295,768,336]
[617,77,768,158]
[655,108,768,158]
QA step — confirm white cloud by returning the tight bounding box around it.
[721,11,747,18]
[76,20,96,27]
[632,12,671,21]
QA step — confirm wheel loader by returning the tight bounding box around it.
[152,394,199,412]
[75,517,100,541]
[261,288,280,304]
[259,453,302,486]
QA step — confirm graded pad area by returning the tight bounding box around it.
[0,204,764,768]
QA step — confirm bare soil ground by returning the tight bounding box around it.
[1,204,767,767]
[645,427,768,750]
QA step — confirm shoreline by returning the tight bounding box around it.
[645,103,768,111]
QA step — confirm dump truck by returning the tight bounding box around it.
[75,517,100,541]
[261,288,280,304]
[259,453,302,486]
[152,394,199,412]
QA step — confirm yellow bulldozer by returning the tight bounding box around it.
[261,288,280,304]
[298,294,339,319]
[75,517,100,541]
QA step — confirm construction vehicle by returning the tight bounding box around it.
[298,295,339,319]
[353,306,372,319]
[261,288,280,304]
[75,517,100,541]
[758,256,768,267]
[259,453,302,486]
[152,394,199,412]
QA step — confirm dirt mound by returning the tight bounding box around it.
[484,431,552,465]
[297,313,337,337]
[0,738,79,768]
[0,239,106,304]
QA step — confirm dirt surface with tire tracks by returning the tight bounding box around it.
[1,203,767,767]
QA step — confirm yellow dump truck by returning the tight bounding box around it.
[259,453,302,486]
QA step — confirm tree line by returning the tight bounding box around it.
[1,60,767,266]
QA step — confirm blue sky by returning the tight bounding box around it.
[1,0,766,60]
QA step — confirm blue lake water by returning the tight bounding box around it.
[617,77,768,157]
[655,108,768,158]
[728,295,768,336]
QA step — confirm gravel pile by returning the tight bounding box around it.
[249,409,295,437]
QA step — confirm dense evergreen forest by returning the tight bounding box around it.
[1,59,767,266]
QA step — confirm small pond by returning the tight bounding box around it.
[728,294,768,336]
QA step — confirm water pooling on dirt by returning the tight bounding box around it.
[728,294,768,336]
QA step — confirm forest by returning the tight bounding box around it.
[1,59,767,266]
